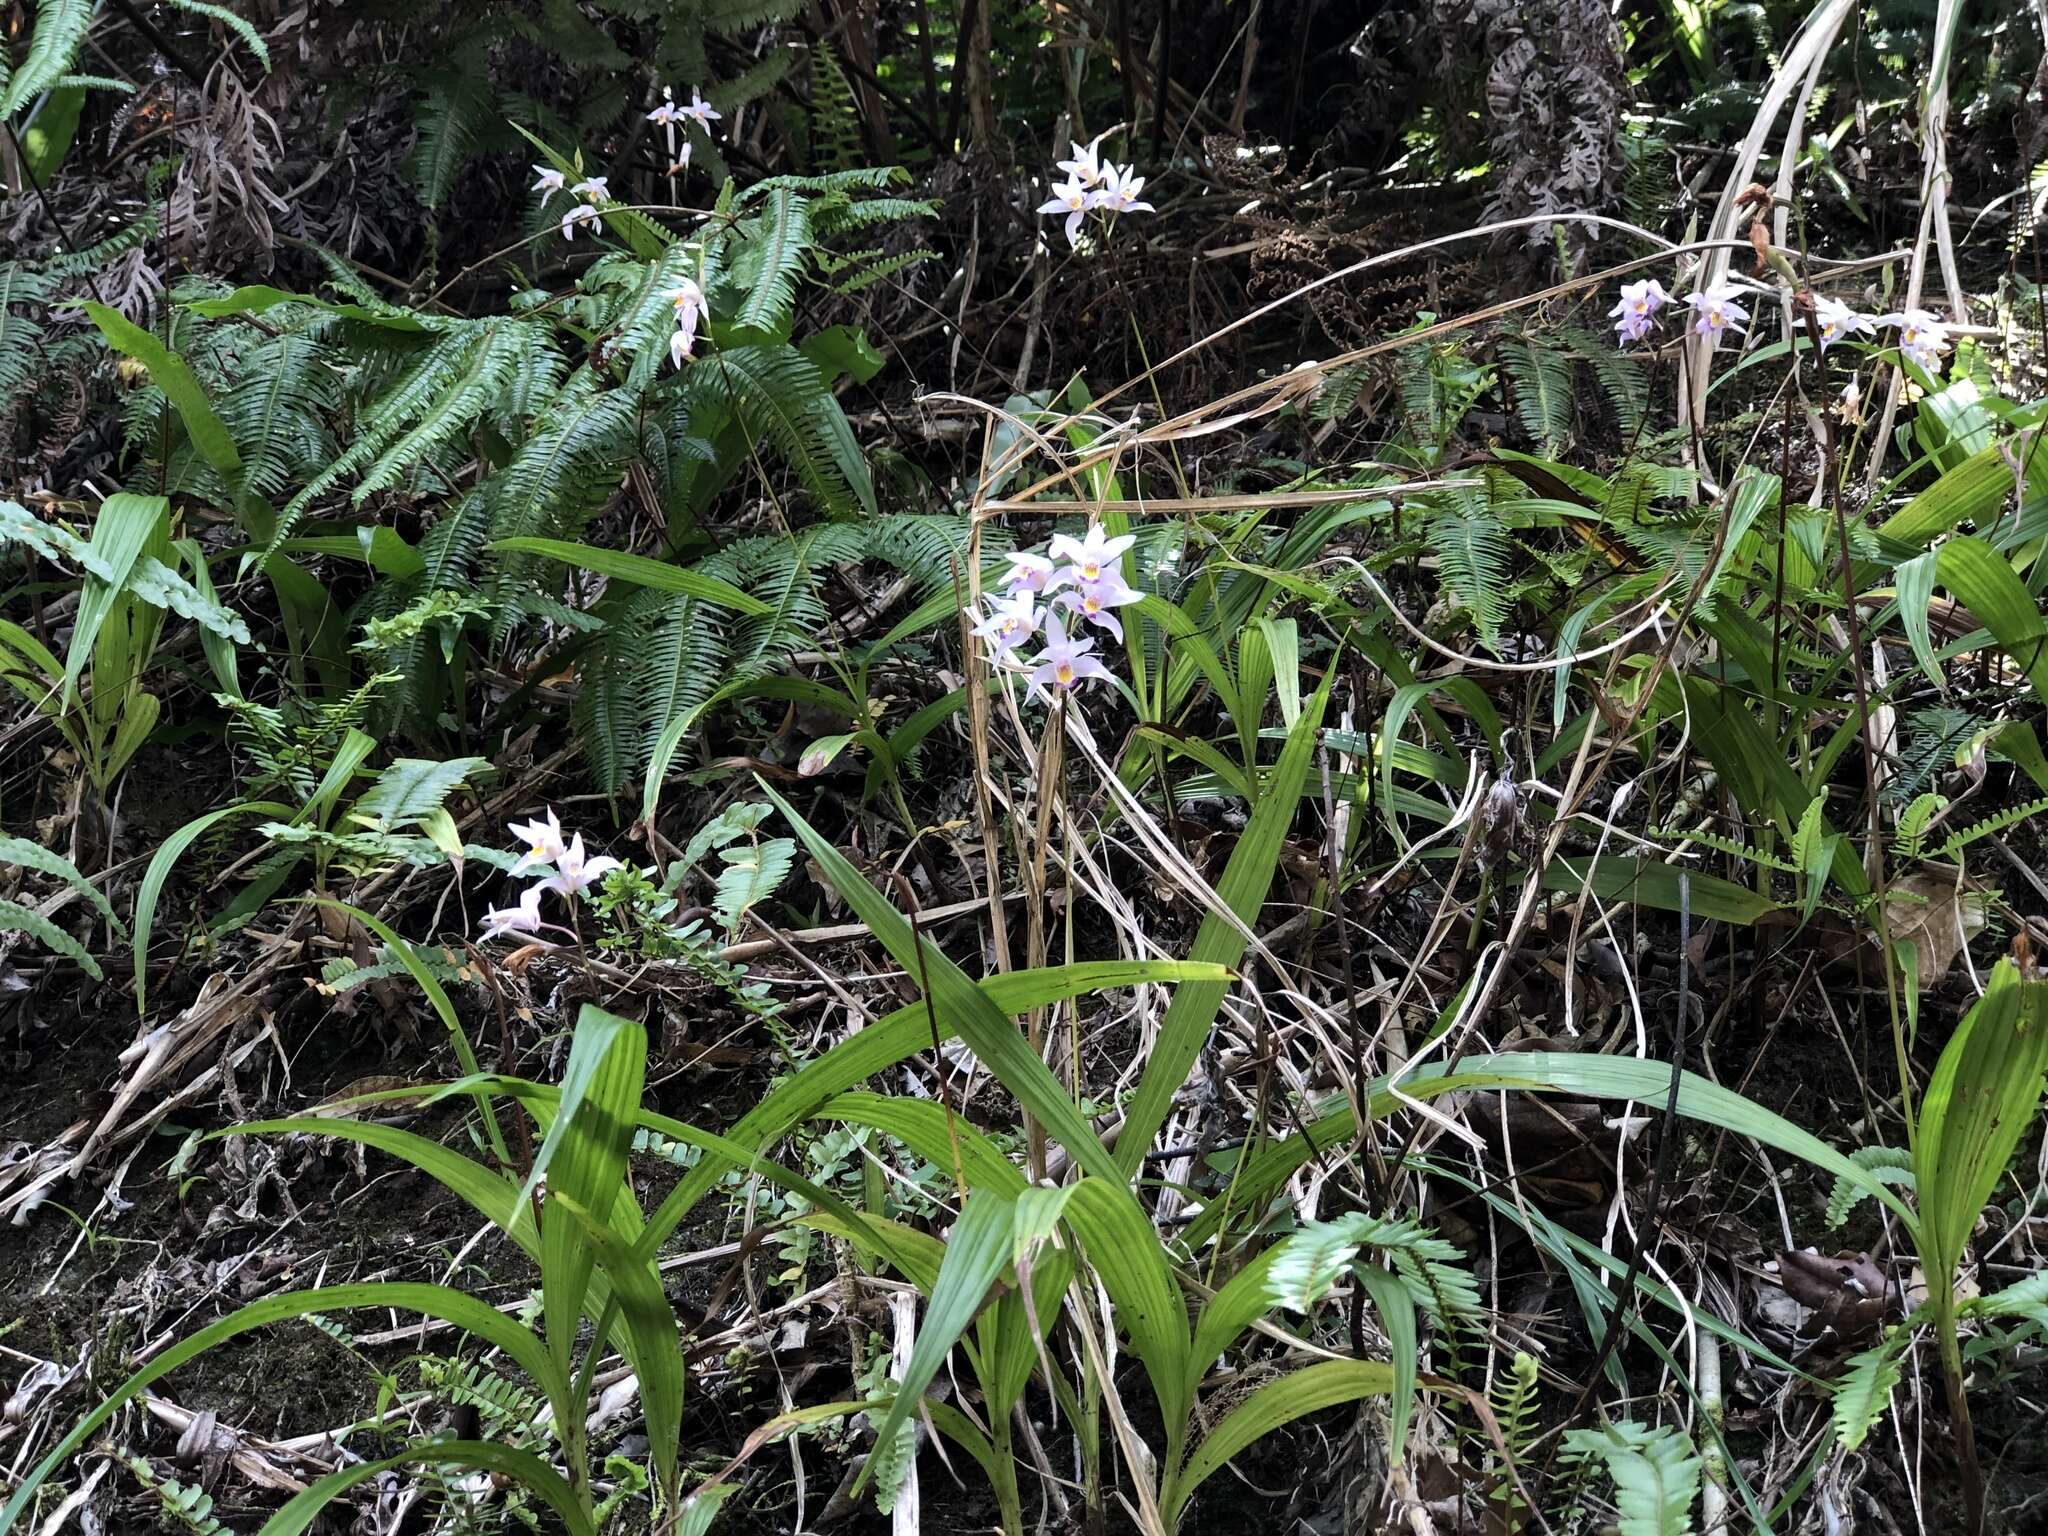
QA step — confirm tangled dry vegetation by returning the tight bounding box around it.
[5,2,2048,1534]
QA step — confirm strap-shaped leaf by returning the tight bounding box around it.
[1,1283,569,1532]
[1118,673,1328,1174]
[80,306,241,477]
[256,1440,592,1536]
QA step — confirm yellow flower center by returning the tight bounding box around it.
[1080,561,1100,580]
[1055,663,1074,686]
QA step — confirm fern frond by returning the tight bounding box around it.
[412,71,492,210]
[1424,503,1513,642]
[1649,827,1797,873]
[0,264,55,402]
[731,187,814,333]
[679,342,875,516]
[1267,1212,1480,1318]
[805,43,863,173]
[165,0,272,71]
[0,0,94,117]
[1931,794,2048,860]
[1829,1334,1906,1452]
[1560,1421,1701,1536]
[1825,1146,1915,1229]
[1498,334,1573,453]
[351,757,490,830]
[0,835,124,933]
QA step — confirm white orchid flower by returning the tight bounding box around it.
[1056,133,1113,187]
[531,164,567,197]
[539,834,623,901]
[971,589,1041,660]
[509,808,569,875]
[1807,295,1876,350]
[570,175,610,205]
[681,88,721,131]
[1036,176,1099,246]
[1026,616,1111,704]
[560,203,604,240]
[664,278,708,365]
[1685,287,1749,349]
[1093,163,1154,217]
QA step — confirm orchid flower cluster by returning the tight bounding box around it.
[970,525,1140,703]
[1036,133,1154,248]
[480,808,623,941]
[531,163,615,242]
[645,85,721,178]
[1609,278,1953,371]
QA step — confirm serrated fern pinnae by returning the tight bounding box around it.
[1829,1334,1906,1452]
[412,70,493,210]
[676,342,875,517]
[1423,496,1514,643]
[353,756,491,829]
[0,0,94,117]
[0,264,55,403]
[732,187,815,333]
[1560,1420,1701,1536]
[1267,1211,1480,1318]
[1499,333,1574,453]
[1826,1146,1916,1229]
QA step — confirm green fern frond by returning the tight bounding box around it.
[730,187,814,334]
[1267,1212,1480,1318]
[0,263,54,402]
[351,757,490,831]
[1648,827,1797,873]
[1830,1333,1906,1452]
[679,342,875,516]
[1424,503,1513,642]
[1825,1145,1916,1228]
[165,0,272,71]
[805,43,863,173]
[1565,324,1648,437]
[412,71,493,211]
[1498,334,1574,453]
[0,0,94,117]
[1931,794,2048,860]
[1560,1421,1700,1536]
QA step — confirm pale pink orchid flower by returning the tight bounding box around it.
[1685,287,1749,348]
[1883,308,1951,372]
[647,87,682,127]
[681,88,721,132]
[532,164,567,197]
[1047,524,1135,586]
[560,203,604,240]
[1809,295,1876,351]
[1058,571,1140,643]
[971,590,1041,660]
[570,175,610,205]
[1027,617,1112,704]
[481,885,546,942]
[1001,551,1061,595]
[1093,163,1154,217]
[1056,133,1113,187]
[1608,278,1671,344]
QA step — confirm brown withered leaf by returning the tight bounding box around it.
[1776,1247,1890,1340]
[1881,865,1988,987]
